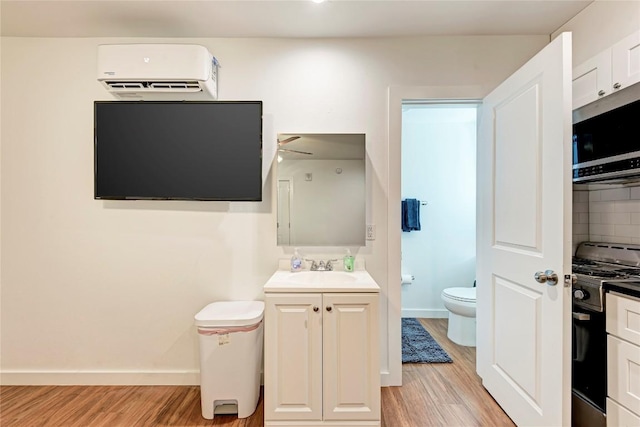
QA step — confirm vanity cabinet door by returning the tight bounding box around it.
[322,293,380,421]
[611,30,640,93]
[264,293,323,421]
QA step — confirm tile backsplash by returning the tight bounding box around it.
[573,184,640,253]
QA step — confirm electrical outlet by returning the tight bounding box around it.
[366,224,376,240]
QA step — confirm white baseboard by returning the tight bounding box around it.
[401,309,448,319]
[0,370,200,386]
[380,371,391,387]
[2,369,386,388]
[266,422,379,426]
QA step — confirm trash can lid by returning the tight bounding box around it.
[194,300,265,327]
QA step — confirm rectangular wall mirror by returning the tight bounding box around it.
[276,133,366,246]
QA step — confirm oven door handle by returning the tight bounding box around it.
[572,312,591,321]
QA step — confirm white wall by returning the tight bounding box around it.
[400,105,477,318]
[588,185,640,243]
[552,0,640,65]
[0,27,3,368]
[279,159,365,246]
[574,184,640,245]
[573,189,590,253]
[0,35,548,385]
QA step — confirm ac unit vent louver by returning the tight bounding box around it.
[105,82,145,89]
[104,81,202,92]
[149,81,201,90]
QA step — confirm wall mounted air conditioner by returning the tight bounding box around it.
[97,44,218,100]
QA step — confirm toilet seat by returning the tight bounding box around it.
[441,287,476,303]
[441,287,477,347]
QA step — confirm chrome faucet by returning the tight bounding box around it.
[305,259,338,271]
[305,259,319,270]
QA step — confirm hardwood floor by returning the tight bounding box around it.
[383,318,516,427]
[0,319,514,427]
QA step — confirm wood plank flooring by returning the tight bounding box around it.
[383,318,516,427]
[0,319,514,427]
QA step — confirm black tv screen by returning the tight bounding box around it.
[94,101,263,201]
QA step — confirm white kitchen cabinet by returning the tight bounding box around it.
[606,292,640,426]
[572,49,611,109]
[572,30,640,109]
[264,273,380,427]
[611,31,640,93]
[607,398,640,427]
[606,292,640,346]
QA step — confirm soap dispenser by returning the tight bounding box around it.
[343,249,355,272]
[291,248,303,272]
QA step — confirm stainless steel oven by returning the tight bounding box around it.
[572,302,606,427]
[571,242,640,427]
[572,83,640,183]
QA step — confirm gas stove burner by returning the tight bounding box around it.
[572,242,640,311]
[572,265,626,278]
[611,268,640,278]
[572,257,597,266]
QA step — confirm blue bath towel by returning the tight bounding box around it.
[402,198,421,232]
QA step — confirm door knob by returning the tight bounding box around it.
[534,271,547,283]
[534,270,558,286]
[313,306,319,312]
[326,306,333,312]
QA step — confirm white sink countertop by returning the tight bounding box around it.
[264,269,380,293]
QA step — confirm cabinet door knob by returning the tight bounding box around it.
[326,306,333,312]
[313,306,319,312]
[597,90,606,96]
[613,82,622,90]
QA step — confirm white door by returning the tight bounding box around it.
[476,32,572,426]
[264,293,323,421]
[322,293,380,421]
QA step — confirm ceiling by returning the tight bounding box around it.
[0,0,592,38]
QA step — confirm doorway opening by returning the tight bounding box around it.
[400,101,479,320]
[386,85,485,387]
[391,99,514,425]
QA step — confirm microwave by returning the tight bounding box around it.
[572,83,640,183]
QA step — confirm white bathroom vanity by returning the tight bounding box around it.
[263,269,381,427]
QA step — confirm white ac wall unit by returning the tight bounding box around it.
[97,44,218,100]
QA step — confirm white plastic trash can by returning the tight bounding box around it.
[194,300,265,420]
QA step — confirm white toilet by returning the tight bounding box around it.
[441,287,477,347]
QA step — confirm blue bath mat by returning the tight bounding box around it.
[402,318,453,363]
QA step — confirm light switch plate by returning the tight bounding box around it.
[366,224,376,240]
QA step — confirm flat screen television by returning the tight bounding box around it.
[94,101,263,201]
